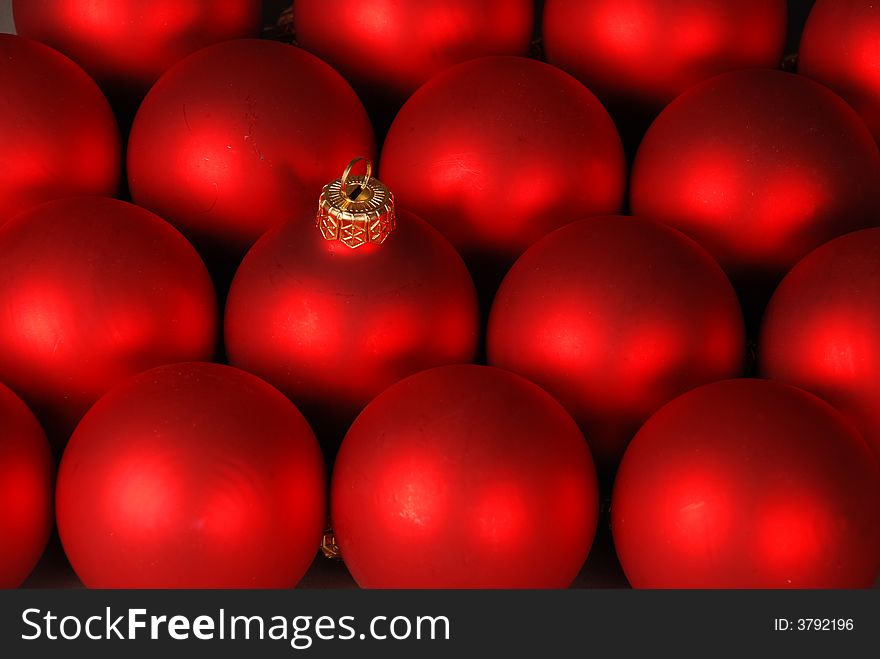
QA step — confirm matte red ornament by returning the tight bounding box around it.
[800,0,880,143]
[760,228,880,460]
[128,39,376,255]
[613,379,880,588]
[0,197,217,443]
[294,0,534,103]
[488,216,744,469]
[12,0,262,102]
[225,162,479,435]
[56,362,326,588]
[543,0,787,112]
[630,69,880,288]
[380,56,626,271]
[0,34,120,226]
[0,383,53,589]
[331,365,598,588]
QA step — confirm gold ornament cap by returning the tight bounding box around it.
[317,157,396,248]
[321,529,343,561]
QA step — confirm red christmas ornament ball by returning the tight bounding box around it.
[613,379,880,588]
[13,0,262,101]
[128,39,376,254]
[56,362,326,588]
[0,383,53,589]
[800,0,880,143]
[332,365,598,588]
[380,56,626,269]
[0,197,217,442]
[294,0,534,102]
[225,210,479,430]
[0,34,119,225]
[543,0,787,111]
[630,69,880,285]
[488,216,744,469]
[760,228,880,460]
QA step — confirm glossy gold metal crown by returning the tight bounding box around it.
[317,157,396,248]
[321,529,343,561]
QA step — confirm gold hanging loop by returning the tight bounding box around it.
[316,157,396,248]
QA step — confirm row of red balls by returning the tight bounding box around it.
[4,187,880,471]
[5,25,880,297]
[4,357,880,589]
[16,0,875,140]
[9,1,792,111]
[125,39,880,287]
